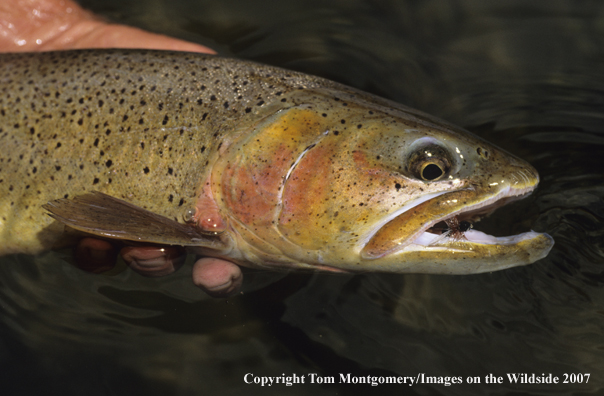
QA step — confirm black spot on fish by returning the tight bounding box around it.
[395,183,402,191]
[106,160,113,167]
[143,166,150,174]
[92,178,99,185]
[178,198,184,207]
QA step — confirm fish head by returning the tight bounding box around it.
[211,90,553,273]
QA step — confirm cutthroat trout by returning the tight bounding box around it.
[0,49,553,273]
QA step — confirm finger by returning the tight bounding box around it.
[60,21,215,53]
[192,257,243,297]
[121,246,186,277]
[0,0,215,54]
[74,237,118,273]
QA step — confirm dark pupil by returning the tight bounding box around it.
[422,163,443,180]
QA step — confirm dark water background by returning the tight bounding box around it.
[2,0,604,395]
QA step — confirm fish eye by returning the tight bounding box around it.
[407,144,453,182]
[420,162,445,181]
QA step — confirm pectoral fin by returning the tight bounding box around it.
[43,192,225,249]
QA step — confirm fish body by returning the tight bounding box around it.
[0,50,553,273]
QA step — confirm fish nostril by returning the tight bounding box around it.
[476,147,489,159]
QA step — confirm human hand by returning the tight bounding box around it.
[0,0,243,297]
[0,0,213,52]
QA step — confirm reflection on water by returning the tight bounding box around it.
[2,0,604,395]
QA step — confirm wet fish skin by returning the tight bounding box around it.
[0,49,327,254]
[0,49,553,272]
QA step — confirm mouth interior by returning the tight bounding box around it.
[412,193,533,247]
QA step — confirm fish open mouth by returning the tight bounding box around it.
[360,183,547,259]
[411,189,535,248]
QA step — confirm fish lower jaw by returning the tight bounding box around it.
[380,229,555,274]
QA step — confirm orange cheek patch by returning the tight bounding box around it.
[280,145,331,220]
[221,143,294,227]
[352,150,389,177]
[279,144,335,247]
[217,107,327,233]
